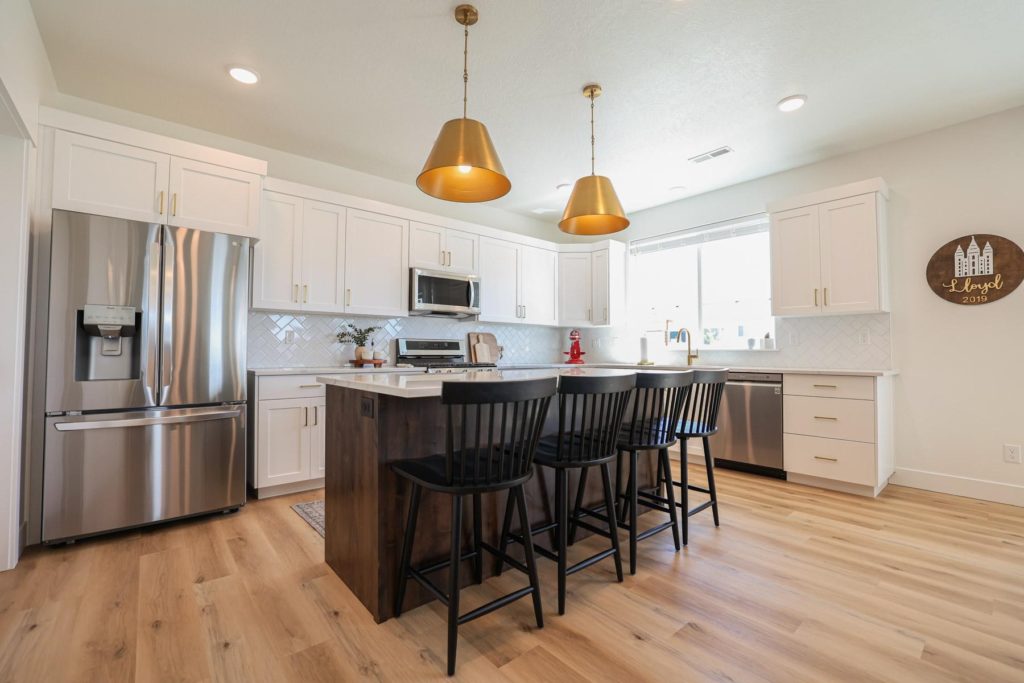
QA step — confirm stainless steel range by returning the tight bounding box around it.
[396,338,497,374]
[27,210,249,543]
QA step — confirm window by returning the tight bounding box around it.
[629,214,774,351]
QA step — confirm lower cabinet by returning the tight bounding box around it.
[248,373,333,497]
[782,373,894,496]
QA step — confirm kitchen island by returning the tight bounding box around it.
[317,368,658,622]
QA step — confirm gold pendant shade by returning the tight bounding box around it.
[417,118,511,202]
[559,84,629,235]
[418,5,510,203]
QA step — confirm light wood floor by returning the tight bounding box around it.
[1,465,1023,682]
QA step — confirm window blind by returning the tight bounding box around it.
[629,213,769,255]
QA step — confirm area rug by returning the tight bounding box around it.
[291,500,325,537]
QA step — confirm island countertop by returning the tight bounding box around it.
[316,367,643,398]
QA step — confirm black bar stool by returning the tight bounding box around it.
[392,376,556,676]
[498,372,636,615]
[601,371,694,574]
[673,369,727,545]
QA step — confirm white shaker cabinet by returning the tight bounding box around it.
[558,253,593,326]
[252,191,304,312]
[479,237,522,323]
[345,210,410,316]
[52,129,262,237]
[590,249,611,326]
[410,221,479,274]
[521,246,558,326]
[768,179,888,317]
[300,201,347,313]
[256,397,312,489]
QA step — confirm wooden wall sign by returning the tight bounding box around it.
[926,233,1024,305]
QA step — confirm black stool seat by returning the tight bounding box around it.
[676,419,716,438]
[534,433,618,467]
[392,376,556,676]
[617,417,679,449]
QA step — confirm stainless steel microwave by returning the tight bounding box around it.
[410,268,481,318]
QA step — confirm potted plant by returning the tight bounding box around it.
[336,323,380,362]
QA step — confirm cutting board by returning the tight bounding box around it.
[468,333,502,363]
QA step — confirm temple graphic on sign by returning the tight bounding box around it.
[954,236,994,277]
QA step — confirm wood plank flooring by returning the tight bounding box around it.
[1,464,1023,682]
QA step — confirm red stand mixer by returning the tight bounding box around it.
[563,329,586,365]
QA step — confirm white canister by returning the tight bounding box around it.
[361,348,375,360]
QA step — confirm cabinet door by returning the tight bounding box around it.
[344,210,409,316]
[252,192,302,311]
[445,228,479,274]
[256,398,311,488]
[410,222,445,270]
[590,249,610,326]
[479,238,522,323]
[558,253,593,326]
[167,156,261,237]
[52,130,169,223]
[311,400,327,479]
[819,194,880,314]
[521,246,558,326]
[301,200,346,313]
[770,205,822,316]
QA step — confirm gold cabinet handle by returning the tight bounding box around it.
[813,416,839,421]
[171,192,178,217]
[814,456,838,462]
[346,289,352,306]
[814,288,819,306]
[298,384,321,388]
[303,284,309,303]
[304,406,309,427]
[813,384,838,389]
[158,190,165,214]
[293,284,299,303]
[313,406,318,426]
[586,308,591,321]
[824,287,829,306]
[440,250,445,266]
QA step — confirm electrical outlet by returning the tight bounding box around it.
[1004,444,1022,464]
[284,330,295,344]
[858,330,871,345]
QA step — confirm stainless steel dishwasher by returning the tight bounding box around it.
[706,371,785,478]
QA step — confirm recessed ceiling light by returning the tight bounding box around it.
[228,66,260,85]
[777,94,806,112]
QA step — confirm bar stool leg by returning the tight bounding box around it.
[555,468,568,615]
[472,493,483,584]
[600,462,624,582]
[615,451,625,521]
[447,494,464,676]
[568,467,589,545]
[703,436,720,527]
[394,483,422,617]
[681,438,690,546]
[660,448,681,551]
[629,450,639,575]
[513,484,544,628]
[496,489,515,577]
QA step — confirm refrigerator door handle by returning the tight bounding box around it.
[54,407,243,431]
[160,228,175,404]
[143,237,162,404]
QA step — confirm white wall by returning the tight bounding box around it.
[43,94,557,242]
[0,0,56,142]
[615,105,1024,505]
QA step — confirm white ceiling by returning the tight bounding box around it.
[30,0,1024,220]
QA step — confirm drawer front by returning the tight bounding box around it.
[784,434,876,486]
[259,374,332,400]
[784,374,874,401]
[784,395,876,443]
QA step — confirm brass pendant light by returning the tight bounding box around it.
[417,4,511,203]
[559,84,629,235]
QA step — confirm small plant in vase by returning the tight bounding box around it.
[336,324,380,364]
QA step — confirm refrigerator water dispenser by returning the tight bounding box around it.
[76,304,141,380]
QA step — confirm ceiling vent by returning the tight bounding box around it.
[688,146,734,164]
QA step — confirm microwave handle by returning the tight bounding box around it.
[467,279,475,308]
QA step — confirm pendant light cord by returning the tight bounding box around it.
[589,91,596,176]
[462,25,469,119]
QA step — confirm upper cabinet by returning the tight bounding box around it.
[52,130,262,238]
[410,221,479,274]
[557,243,625,327]
[768,179,889,317]
[252,193,408,318]
[479,238,558,326]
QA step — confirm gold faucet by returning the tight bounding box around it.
[677,328,699,366]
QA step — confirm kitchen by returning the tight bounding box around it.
[1,1,1023,681]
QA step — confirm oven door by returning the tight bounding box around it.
[410,268,481,317]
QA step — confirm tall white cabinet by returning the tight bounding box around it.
[557,242,626,327]
[768,178,889,317]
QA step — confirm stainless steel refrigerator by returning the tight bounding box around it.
[37,210,249,542]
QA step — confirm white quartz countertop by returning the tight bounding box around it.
[316,368,637,399]
[495,363,897,377]
[249,366,426,377]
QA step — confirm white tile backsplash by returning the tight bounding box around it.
[579,313,893,370]
[247,312,565,368]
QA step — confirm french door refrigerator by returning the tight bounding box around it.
[39,210,249,542]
